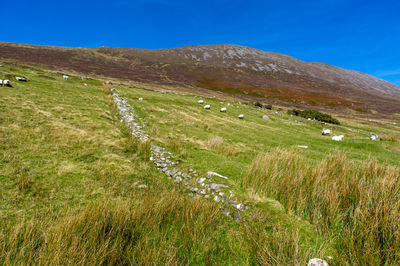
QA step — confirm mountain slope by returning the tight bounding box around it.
[1,42,400,113]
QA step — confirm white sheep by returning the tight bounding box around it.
[16,77,27,81]
[238,114,244,119]
[204,105,210,109]
[3,80,11,87]
[63,75,69,79]
[198,100,204,104]
[322,129,331,135]
[138,97,143,101]
[332,135,344,141]
[220,107,227,112]
[83,83,88,87]
[0,80,2,86]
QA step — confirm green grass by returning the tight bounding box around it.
[1,63,399,264]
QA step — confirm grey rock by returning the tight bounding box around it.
[210,183,229,190]
[307,258,329,266]
[234,212,241,222]
[262,115,271,120]
[221,209,230,217]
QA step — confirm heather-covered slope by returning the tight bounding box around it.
[1,42,400,114]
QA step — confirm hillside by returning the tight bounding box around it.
[1,63,400,264]
[1,42,400,115]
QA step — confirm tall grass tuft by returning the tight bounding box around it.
[243,148,400,264]
[0,192,235,265]
[207,136,239,156]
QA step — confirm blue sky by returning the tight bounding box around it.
[2,0,400,85]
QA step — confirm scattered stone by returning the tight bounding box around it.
[262,115,270,120]
[111,88,248,221]
[235,203,244,210]
[197,177,207,183]
[138,184,148,189]
[210,183,229,190]
[297,145,308,149]
[234,211,241,222]
[307,258,329,266]
[206,171,228,180]
[221,209,230,217]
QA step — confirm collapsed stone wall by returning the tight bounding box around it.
[111,88,247,221]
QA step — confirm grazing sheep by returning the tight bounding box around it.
[220,107,227,112]
[138,97,143,101]
[198,100,204,104]
[238,114,244,119]
[322,129,331,135]
[16,77,27,81]
[204,104,210,109]
[262,115,271,120]
[368,132,379,141]
[332,135,344,141]
[3,80,11,87]
[0,80,2,86]
[63,75,69,79]
[83,83,88,87]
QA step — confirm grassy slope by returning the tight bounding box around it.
[116,83,400,179]
[1,63,399,264]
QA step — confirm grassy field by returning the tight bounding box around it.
[1,63,400,264]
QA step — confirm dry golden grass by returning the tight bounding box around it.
[243,148,400,264]
[0,191,234,265]
[207,136,239,156]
